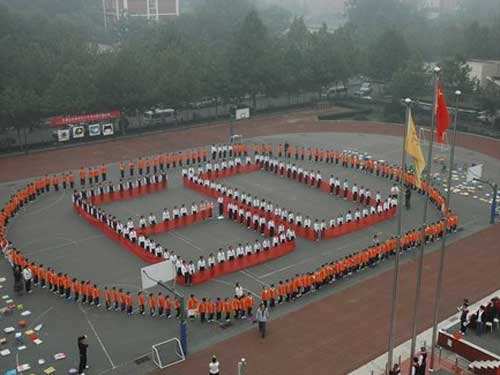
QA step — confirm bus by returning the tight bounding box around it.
[144,108,176,125]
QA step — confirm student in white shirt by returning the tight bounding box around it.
[209,356,220,375]
[217,248,226,263]
[245,243,253,255]
[227,247,235,261]
[148,213,157,225]
[235,283,244,299]
[162,209,170,222]
[253,240,262,253]
[207,253,215,268]
[172,206,180,219]
[236,244,244,258]
[197,256,206,272]
[313,220,321,241]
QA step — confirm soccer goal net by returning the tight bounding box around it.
[152,338,186,369]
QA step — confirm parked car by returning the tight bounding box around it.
[321,84,347,99]
[354,82,372,96]
[143,108,176,125]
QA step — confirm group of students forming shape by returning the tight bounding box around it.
[0,142,459,323]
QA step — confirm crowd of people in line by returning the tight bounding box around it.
[74,183,296,286]
[0,142,460,324]
[187,154,398,240]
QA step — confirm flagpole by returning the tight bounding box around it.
[409,66,441,360]
[387,98,411,373]
[429,89,461,371]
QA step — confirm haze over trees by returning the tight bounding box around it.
[0,0,499,131]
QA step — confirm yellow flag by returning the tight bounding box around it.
[405,110,426,188]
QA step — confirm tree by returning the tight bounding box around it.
[0,85,42,151]
[309,24,349,98]
[439,56,477,94]
[477,84,500,123]
[368,29,410,81]
[390,58,430,100]
[279,17,314,96]
[345,0,419,46]
[227,10,273,108]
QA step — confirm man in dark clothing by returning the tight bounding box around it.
[459,299,469,334]
[405,187,412,209]
[417,347,427,375]
[78,335,89,374]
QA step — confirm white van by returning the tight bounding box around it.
[144,108,176,125]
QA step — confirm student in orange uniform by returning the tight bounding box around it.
[65,274,73,299]
[269,284,277,308]
[138,291,145,315]
[148,293,157,317]
[157,292,165,317]
[118,288,126,312]
[92,167,99,184]
[85,281,94,305]
[174,297,181,318]
[92,284,101,307]
[111,287,118,310]
[79,167,86,186]
[232,296,241,319]
[163,294,172,318]
[125,292,133,316]
[128,160,135,176]
[215,297,223,321]
[223,297,233,322]
[52,175,60,191]
[138,159,145,175]
[187,294,199,319]
[119,161,125,178]
[207,298,215,322]
[243,293,254,317]
[260,286,270,308]
[72,278,81,302]
[100,164,107,181]
[57,272,65,296]
[104,287,112,310]
[277,281,287,304]
[199,297,208,323]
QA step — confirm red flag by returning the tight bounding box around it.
[435,82,450,144]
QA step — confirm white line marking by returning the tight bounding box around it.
[25,234,105,255]
[24,190,66,216]
[78,304,116,369]
[27,307,54,329]
[260,237,370,278]
[239,270,270,287]
[169,231,205,253]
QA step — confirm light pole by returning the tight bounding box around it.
[387,97,412,373]
[428,90,461,372]
[473,178,498,224]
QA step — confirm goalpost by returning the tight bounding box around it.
[152,338,186,369]
[142,264,189,363]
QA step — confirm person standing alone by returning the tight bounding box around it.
[78,335,89,375]
[256,302,270,338]
[22,266,33,294]
[209,355,220,375]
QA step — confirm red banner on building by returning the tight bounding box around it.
[49,110,121,127]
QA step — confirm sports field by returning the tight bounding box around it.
[1,112,499,375]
